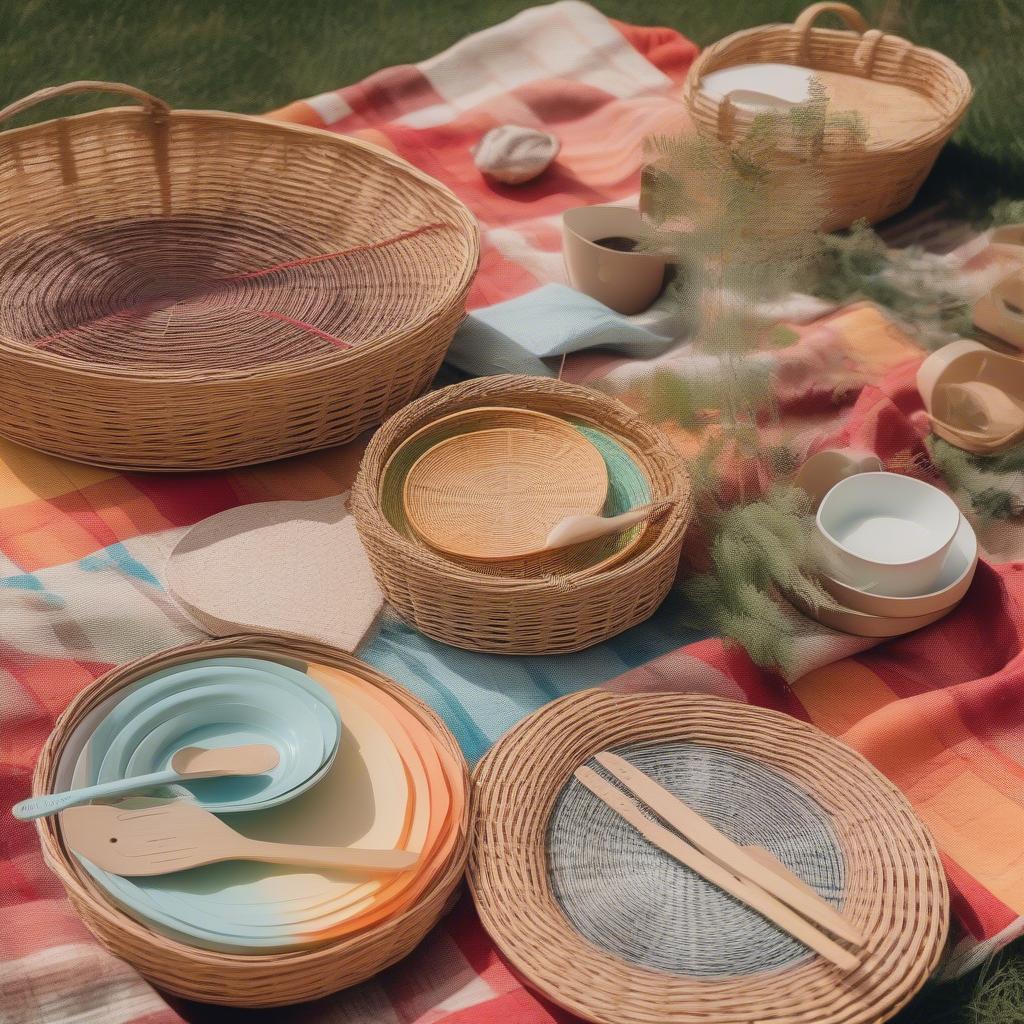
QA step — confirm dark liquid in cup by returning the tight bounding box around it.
[593,235,639,253]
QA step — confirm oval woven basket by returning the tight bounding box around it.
[0,82,479,470]
[351,376,692,654]
[469,689,949,1024]
[32,634,471,1008]
[682,2,972,230]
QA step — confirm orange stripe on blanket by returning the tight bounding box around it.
[263,100,325,127]
[0,439,115,510]
[919,771,1024,916]
[796,659,1024,914]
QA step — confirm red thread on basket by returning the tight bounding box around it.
[29,222,451,351]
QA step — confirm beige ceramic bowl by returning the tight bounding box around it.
[562,205,666,315]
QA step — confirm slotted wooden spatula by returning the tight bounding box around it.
[61,801,419,876]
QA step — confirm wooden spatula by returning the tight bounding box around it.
[61,801,419,876]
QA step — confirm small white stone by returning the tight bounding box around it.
[473,125,560,185]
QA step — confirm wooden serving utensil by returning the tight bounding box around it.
[594,751,865,948]
[13,744,280,821]
[61,801,420,876]
[543,499,675,552]
[574,767,859,972]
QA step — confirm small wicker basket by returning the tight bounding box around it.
[682,3,972,230]
[32,635,471,1008]
[0,82,479,471]
[351,376,692,654]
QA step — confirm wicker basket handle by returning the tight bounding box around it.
[0,81,170,125]
[794,3,870,53]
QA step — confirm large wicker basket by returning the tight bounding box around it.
[351,376,692,654]
[32,634,471,1008]
[682,3,972,230]
[0,82,479,471]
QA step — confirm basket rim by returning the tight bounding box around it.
[683,21,973,154]
[468,688,950,1024]
[353,375,693,592]
[0,106,481,383]
[32,634,472,975]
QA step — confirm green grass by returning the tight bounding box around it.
[1,1,1022,1021]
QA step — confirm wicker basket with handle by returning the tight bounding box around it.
[0,82,478,470]
[681,3,972,230]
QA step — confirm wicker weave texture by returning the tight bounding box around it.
[381,406,653,579]
[469,689,949,1024]
[351,376,692,654]
[682,3,972,231]
[0,82,479,470]
[403,420,609,560]
[32,634,471,1008]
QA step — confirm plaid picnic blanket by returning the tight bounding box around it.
[4,4,1024,1022]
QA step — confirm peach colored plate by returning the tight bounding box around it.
[402,424,609,561]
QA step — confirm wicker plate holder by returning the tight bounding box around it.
[469,689,949,1024]
[0,82,479,470]
[351,376,692,654]
[681,3,972,230]
[32,635,471,1008]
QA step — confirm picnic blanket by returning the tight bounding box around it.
[4,4,1024,1023]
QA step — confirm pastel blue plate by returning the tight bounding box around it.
[99,694,325,811]
[89,657,340,766]
[88,659,340,813]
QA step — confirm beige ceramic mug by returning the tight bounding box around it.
[562,205,667,315]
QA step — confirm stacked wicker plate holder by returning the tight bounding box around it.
[351,375,693,654]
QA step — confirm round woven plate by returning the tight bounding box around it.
[402,420,609,560]
[380,406,651,578]
[469,690,948,1024]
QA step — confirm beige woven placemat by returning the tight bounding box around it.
[165,494,382,651]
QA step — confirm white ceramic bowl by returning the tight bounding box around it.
[821,514,978,617]
[816,472,961,598]
[562,205,666,315]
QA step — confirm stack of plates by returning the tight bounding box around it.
[380,405,654,577]
[54,653,466,954]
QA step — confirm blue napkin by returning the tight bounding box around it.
[446,283,689,378]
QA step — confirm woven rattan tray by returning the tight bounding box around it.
[0,81,479,470]
[352,376,692,654]
[32,634,471,1008]
[402,416,609,560]
[381,405,654,578]
[469,689,948,1024]
[681,2,971,230]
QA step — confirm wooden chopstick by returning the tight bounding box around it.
[594,751,865,948]
[574,766,861,973]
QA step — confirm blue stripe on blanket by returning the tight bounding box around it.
[361,590,707,763]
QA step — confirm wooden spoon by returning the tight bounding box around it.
[61,801,420,876]
[13,744,280,821]
[544,500,674,551]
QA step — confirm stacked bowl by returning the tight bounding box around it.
[352,375,693,654]
[794,452,978,637]
[32,636,470,1007]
